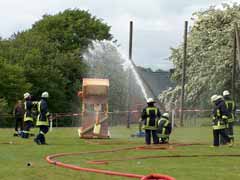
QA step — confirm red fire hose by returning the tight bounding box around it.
[45,147,176,180]
[45,144,240,179]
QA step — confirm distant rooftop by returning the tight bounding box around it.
[137,67,176,96]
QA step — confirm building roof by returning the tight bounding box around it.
[137,68,175,97]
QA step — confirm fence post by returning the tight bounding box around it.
[50,119,53,132]
[171,109,175,129]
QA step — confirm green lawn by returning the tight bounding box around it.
[1,125,240,180]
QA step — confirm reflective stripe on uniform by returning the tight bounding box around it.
[24,102,33,122]
[36,115,49,126]
[225,100,235,122]
[212,121,226,130]
[146,107,157,114]
[212,108,227,129]
[24,114,33,122]
[157,119,169,138]
[144,107,158,130]
[36,101,49,126]
[162,128,166,135]
[222,115,228,119]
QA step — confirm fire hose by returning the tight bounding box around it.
[46,144,240,180]
[46,146,176,180]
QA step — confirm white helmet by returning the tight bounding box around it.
[223,90,230,96]
[218,95,223,100]
[23,92,30,99]
[211,94,220,102]
[147,98,155,104]
[162,113,169,119]
[41,91,49,98]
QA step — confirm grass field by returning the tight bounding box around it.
[1,125,240,180]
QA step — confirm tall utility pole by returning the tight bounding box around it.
[127,21,133,128]
[235,23,240,70]
[232,31,237,102]
[180,21,188,127]
[129,21,133,60]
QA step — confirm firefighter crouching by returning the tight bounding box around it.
[141,98,161,145]
[156,113,172,144]
[34,92,50,145]
[211,94,231,147]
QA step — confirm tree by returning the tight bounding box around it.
[0,58,31,108]
[161,3,240,109]
[0,9,112,114]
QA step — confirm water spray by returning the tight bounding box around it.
[127,56,165,110]
[83,39,165,110]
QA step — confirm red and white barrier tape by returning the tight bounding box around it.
[175,109,211,112]
[52,109,210,118]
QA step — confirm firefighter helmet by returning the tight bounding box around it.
[41,91,49,98]
[23,92,30,99]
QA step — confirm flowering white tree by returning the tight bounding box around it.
[161,3,240,109]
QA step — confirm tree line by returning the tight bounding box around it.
[0,9,114,126]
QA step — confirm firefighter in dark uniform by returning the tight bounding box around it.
[34,91,50,145]
[211,95,230,147]
[223,90,236,144]
[141,98,161,145]
[22,93,35,138]
[157,113,172,144]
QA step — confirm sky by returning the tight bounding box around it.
[0,0,239,70]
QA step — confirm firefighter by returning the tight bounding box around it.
[223,90,236,144]
[211,94,230,147]
[13,100,24,136]
[157,112,172,144]
[34,91,50,145]
[141,98,161,145]
[22,93,35,138]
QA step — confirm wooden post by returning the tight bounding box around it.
[180,21,188,127]
[127,21,133,128]
[232,31,237,102]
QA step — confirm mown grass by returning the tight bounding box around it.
[1,125,240,180]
